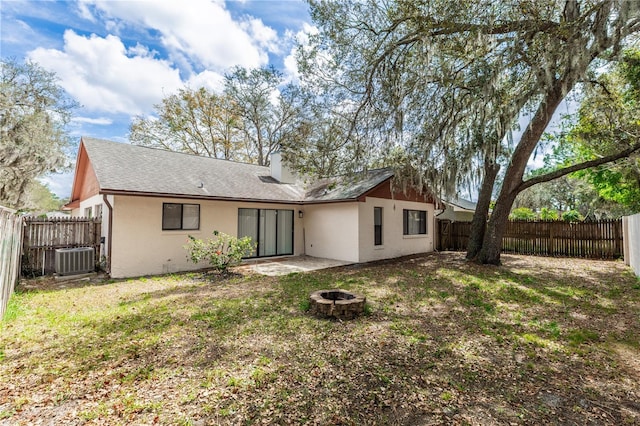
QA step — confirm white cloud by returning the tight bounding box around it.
[81,0,277,72]
[126,43,158,59]
[28,30,183,115]
[75,1,96,22]
[283,23,319,82]
[186,70,226,93]
[241,17,279,53]
[71,116,113,125]
[40,172,74,199]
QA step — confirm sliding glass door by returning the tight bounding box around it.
[238,209,259,257]
[238,208,293,257]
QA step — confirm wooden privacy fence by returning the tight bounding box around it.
[0,206,23,319]
[438,219,623,259]
[22,217,102,276]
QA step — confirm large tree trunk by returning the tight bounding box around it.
[466,156,500,260]
[477,189,520,264]
[477,84,565,264]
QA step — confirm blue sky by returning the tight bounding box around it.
[1,0,313,198]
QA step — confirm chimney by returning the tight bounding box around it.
[270,152,296,184]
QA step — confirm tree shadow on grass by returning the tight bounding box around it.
[3,251,639,425]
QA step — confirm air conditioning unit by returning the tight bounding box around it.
[55,247,95,276]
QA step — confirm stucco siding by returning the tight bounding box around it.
[71,194,108,259]
[71,194,102,218]
[436,207,475,222]
[303,203,359,263]
[358,197,434,262]
[109,195,304,278]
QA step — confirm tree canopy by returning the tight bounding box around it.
[301,0,640,264]
[0,59,75,210]
[130,87,246,161]
[564,49,640,213]
[131,66,308,167]
[517,49,640,217]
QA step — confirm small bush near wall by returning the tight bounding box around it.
[185,231,255,273]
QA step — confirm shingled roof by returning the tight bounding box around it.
[76,137,395,204]
[443,197,477,212]
[303,168,395,203]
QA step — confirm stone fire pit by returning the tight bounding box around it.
[309,289,366,320]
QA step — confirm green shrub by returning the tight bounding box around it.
[184,230,255,273]
[509,207,536,220]
[561,210,583,223]
[539,207,559,221]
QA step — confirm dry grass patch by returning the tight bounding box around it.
[1,253,639,425]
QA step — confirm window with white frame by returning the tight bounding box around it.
[94,204,103,219]
[162,203,200,230]
[84,206,92,218]
[403,209,427,235]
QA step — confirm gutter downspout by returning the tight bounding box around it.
[102,194,113,276]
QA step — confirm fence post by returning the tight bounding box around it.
[0,206,23,319]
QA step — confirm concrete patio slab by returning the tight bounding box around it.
[241,256,352,276]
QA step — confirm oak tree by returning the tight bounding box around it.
[302,0,640,264]
[130,87,246,161]
[224,66,308,166]
[0,59,75,209]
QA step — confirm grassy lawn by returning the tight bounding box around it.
[1,253,639,425]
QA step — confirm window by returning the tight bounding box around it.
[403,209,427,235]
[94,204,103,220]
[84,207,92,218]
[162,203,200,230]
[374,207,383,245]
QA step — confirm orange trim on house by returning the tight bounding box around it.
[357,179,435,204]
[63,139,100,210]
[64,200,80,209]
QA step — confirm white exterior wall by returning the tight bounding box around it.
[436,206,475,222]
[358,197,434,262]
[109,195,304,278]
[624,213,640,277]
[303,203,360,263]
[70,193,108,259]
[71,193,103,219]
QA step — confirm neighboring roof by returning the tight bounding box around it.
[444,197,477,212]
[75,137,399,204]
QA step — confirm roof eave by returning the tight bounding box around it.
[101,189,306,205]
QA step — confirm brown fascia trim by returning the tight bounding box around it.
[301,198,362,205]
[100,188,370,205]
[101,189,307,205]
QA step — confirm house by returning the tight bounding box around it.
[65,137,436,278]
[435,197,477,222]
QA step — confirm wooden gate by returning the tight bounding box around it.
[438,220,472,251]
[438,220,451,251]
[22,217,102,276]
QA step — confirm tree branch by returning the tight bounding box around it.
[518,141,640,192]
